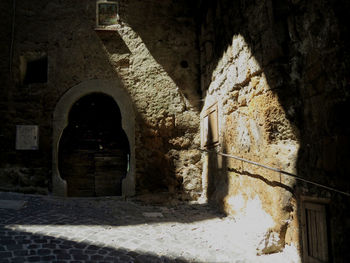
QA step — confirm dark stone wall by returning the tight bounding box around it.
[0,0,52,194]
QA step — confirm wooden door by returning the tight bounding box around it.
[94,150,127,196]
[302,201,329,263]
[61,150,96,197]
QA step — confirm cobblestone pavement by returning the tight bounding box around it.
[0,192,298,263]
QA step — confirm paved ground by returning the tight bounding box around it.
[0,191,298,263]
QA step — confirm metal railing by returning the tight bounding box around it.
[199,148,350,197]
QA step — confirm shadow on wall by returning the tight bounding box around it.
[205,138,228,209]
[132,114,199,199]
[197,0,350,262]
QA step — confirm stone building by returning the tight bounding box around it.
[0,0,349,262]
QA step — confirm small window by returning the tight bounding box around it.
[20,53,48,85]
[201,103,219,147]
[96,0,119,28]
[301,200,330,263]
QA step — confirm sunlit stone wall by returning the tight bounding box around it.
[199,0,350,259]
[200,33,300,256]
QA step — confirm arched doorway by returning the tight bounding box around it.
[52,79,135,197]
[58,93,129,197]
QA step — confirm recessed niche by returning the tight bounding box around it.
[180,60,189,68]
[20,52,48,85]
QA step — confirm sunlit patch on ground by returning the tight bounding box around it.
[1,192,299,262]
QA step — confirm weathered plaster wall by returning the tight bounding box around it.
[0,0,202,198]
[199,0,350,261]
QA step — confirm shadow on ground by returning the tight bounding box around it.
[0,224,192,263]
[0,192,223,227]
[0,191,226,262]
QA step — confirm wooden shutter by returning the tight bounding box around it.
[302,201,329,263]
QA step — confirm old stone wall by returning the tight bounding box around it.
[0,0,202,199]
[1,0,349,260]
[199,0,350,261]
[0,0,52,194]
[114,0,202,198]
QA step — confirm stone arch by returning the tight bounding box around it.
[52,79,135,197]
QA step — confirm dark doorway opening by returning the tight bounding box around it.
[58,93,130,197]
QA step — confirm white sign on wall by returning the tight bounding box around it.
[16,125,39,150]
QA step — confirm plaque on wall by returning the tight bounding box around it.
[96,0,119,27]
[16,125,39,150]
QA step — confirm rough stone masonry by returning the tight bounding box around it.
[0,0,349,262]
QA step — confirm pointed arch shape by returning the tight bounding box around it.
[52,79,135,197]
